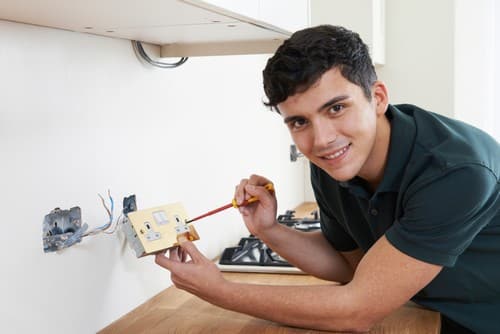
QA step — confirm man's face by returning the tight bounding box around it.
[278,68,389,184]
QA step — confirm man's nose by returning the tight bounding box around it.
[313,121,337,148]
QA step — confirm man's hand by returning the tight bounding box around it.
[235,174,278,237]
[155,238,226,300]
[234,174,357,282]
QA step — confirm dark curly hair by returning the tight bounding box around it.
[263,25,377,112]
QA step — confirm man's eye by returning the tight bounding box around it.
[328,104,344,114]
[291,118,307,129]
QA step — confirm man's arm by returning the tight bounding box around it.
[156,235,442,332]
[233,175,362,283]
[256,224,363,283]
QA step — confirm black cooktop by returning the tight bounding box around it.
[218,210,320,270]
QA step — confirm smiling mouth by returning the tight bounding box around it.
[322,144,351,160]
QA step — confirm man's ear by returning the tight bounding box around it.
[372,81,389,115]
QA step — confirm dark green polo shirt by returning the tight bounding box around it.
[310,104,500,333]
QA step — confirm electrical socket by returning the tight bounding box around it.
[124,202,199,257]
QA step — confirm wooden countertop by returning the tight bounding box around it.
[99,203,440,333]
[99,272,440,334]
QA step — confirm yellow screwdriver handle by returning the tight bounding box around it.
[231,183,274,208]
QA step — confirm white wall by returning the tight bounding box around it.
[378,0,499,140]
[496,1,500,140]
[455,0,499,140]
[376,0,455,117]
[0,20,304,333]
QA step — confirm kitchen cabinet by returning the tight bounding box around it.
[201,0,261,22]
[0,0,382,60]
[0,0,292,57]
[204,0,309,33]
[197,0,385,62]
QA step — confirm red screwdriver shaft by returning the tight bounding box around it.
[185,202,234,224]
[185,183,274,224]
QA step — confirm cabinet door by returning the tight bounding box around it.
[203,0,310,33]
[260,0,310,33]
[203,0,260,20]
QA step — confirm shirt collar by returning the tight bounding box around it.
[376,104,417,192]
[341,104,416,194]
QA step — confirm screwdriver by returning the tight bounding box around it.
[185,183,274,224]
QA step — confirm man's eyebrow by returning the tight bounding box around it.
[282,95,350,124]
[283,115,302,124]
[317,95,350,112]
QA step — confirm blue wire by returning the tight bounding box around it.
[90,192,114,232]
[109,194,114,223]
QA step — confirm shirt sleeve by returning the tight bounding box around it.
[385,164,499,267]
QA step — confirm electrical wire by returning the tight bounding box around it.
[98,191,112,219]
[104,213,124,234]
[132,40,188,68]
[83,190,116,237]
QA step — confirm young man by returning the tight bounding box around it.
[155,25,500,333]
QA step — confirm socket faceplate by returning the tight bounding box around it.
[126,202,199,256]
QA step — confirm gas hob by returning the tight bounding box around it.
[217,210,320,274]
